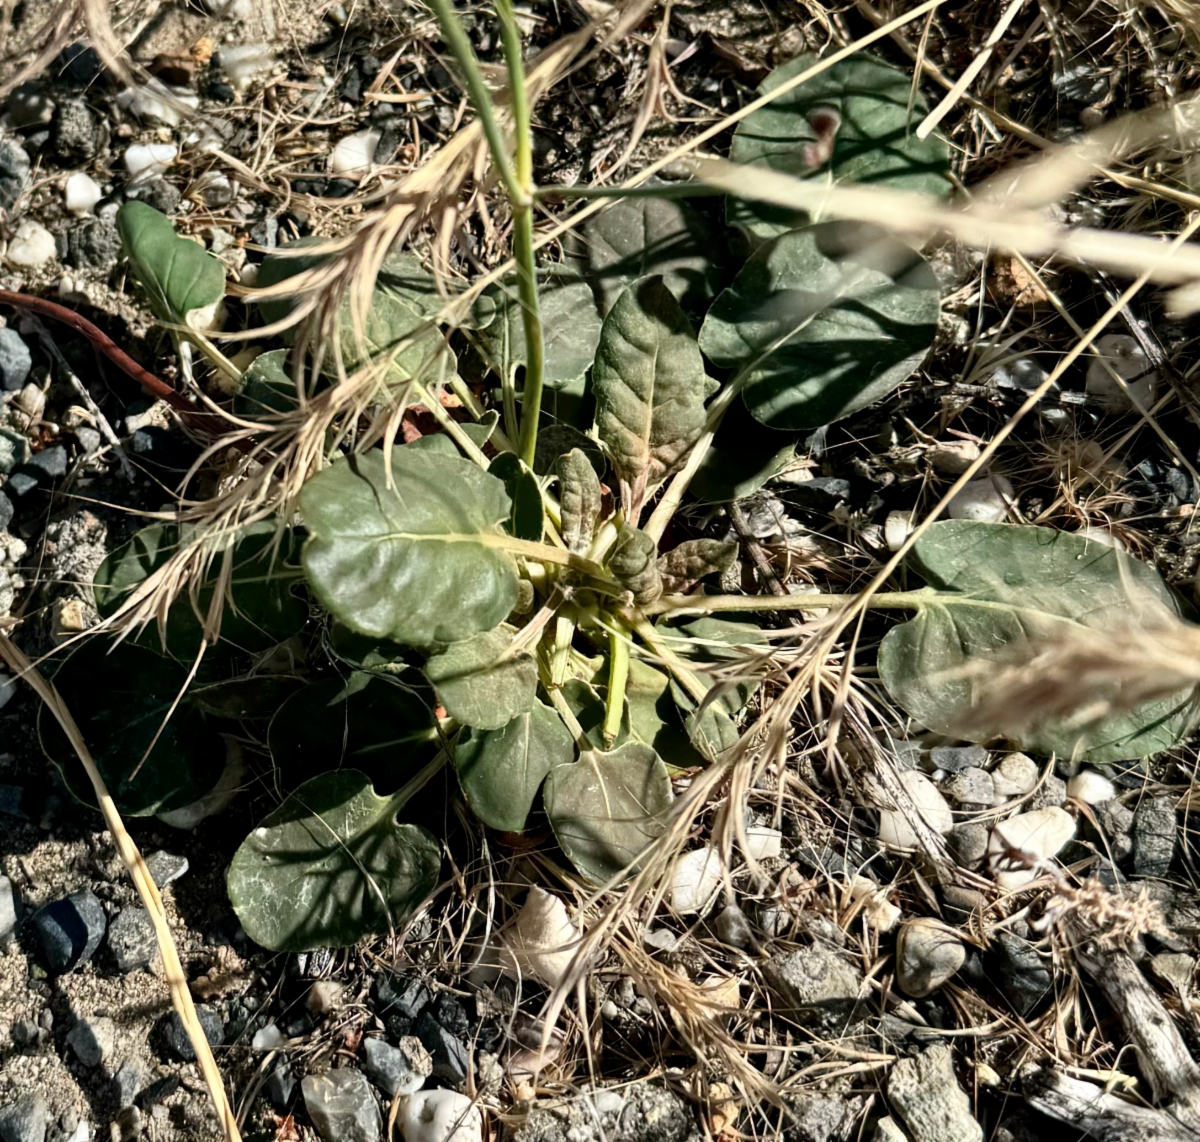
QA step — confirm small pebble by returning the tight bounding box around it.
[941,767,997,806]
[0,875,18,946]
[399,1089,482,1142]
[895,918,965,998]
[251,1023,285,1051]
[929,439,981,474]
[877,771,954,848]
[1066,768,1116,805]
[330,128,380,175]
[1086,334,1157,412]
[947,474,1013,523]
[143,850,188,888]
[106,907,157,972]
[264,1062,296,1110]
[670,846,723,915]
[301,1069,382,1142]
[306,980,344,1017]
[0,1095,48,1142]
[66,1016,115,1068]
[992,752,1038,798]
[0,327,32,391]
[218,44,275,93]
[124,143,177,178]
[361,1036,432,1098]
[989,807,1075,889]
[31,889,106,973]
[992,357,1051,392]
[64,172,102,215]
[5,220,57,269]
[161,1005,223,1061]
[743,826,782,861]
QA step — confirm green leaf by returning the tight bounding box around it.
[557,448,603,555]
[567,192,726,317]
[593,276,716,511]
[92,522,307,657]
[117,201,225,325]
[533,424,606,478]
[227,770,441,951]
[544,742,673,883]
[657,614,767,716]
[727,51,951,240]
[488,453,544,542]
[39,641,225,816]
[299,445,518,646]
[257,244,451,382]
[268,673,438,792]
[657,539,738,593]
[607,524,662,605]
[233,349,299,418]
[475,271,603,424]
[689,397,797,504]
[699,221,939,430]
[423,628,537,730]
[453,699,576,832]
[878,522,1200,762]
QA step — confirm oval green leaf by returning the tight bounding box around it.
[544,742,673,884]
[878,521,1200,762]
[699,221,939,430]
[728,51,951,240]
[423,628,537,730]
[488,453,544,542]
[227,770,441,951]
[453,699,575,832]
[299,445,518,647]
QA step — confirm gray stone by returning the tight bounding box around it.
[928,746,987,774]
[1133,795,1176,877]
[763,943,863,1029]
[301,1069,381,1142]
[112,1062,145,1108]
[0,493,13,533]
[0,875,17,946]
[896,919,965,998]
[0,139,30,212]
[51,98,98,163]
[516,1085,699,1142]
[0,1096,47,1142]
[993,932,1052,1017]
[264,1061,296,1110]
[372,973,430,1025]
[1028,774,1066,809]
[0,429,30,474]
[67,217,121,271]
[66,1015,114,1068]
[360,1036,430,1098]
[143,851,189,888]
[941,768,995,806]
[1095,799,1134,861]
[31,889,106,973]
[414,1010,469,1088]
[162,1004,223,1061]
[714,903,756,949]
[130,178,180,216]
[0,329,31,392]
[871,1117,907,1142]
[782,1094,858,1142]
[887,1045,982,1142]
[107,907,157,972]
[946,824,988,869]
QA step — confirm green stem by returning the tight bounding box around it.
[603,625,630,745]
[642,590,932,617]
[426,0,520,202]
[627,615,710,706]
[495,0,545,470]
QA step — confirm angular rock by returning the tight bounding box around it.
[414,1010,469,1088]
[66,1015,115,1068]
[361,1035,431,1098]
[0,1095,47,1142]
[993,932,1052,1017]
[51,98,98,163]
[112,1062,145,1108]
[301,1069,382,1142]
[941,767,996,806]
[107,907,157,972]
[782,1094,858,1142]
[264,1061,296,1111]
[67,217,121,271]
[1133,795,1176,878]
[763,943,862,1029]
[31,889,106,973]
[928,745,988,774]
[0,875,17,946]
[1094,799,1134,861]
[896,919,966,998]
[0,328,31,392]
[144,851,189,888]
[373,973,431,1030]
[1028,774,1066,809]
[162,1004,223,1061]
[0,139,30,212]
[887,1045,982,1142]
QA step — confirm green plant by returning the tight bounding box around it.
[48,18,1200,954]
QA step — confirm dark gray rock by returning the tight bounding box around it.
[6,84,54,130]
[373,973,431,1022]
[714,903,756,949]
[55,43,103,85]
[1133,795,1176,877]
[301,1069,381,1142]
[51,98,97,163]
[0,328,31,392]
[360,1036,431,1098]
[993,932,1052,1017]
[928,745,987,774]
[887,1044,982,1142]
[66,1015,114,1067]
[1094,799,1134,861]
[74,427,100,456]
[107,907,157,972]
[162,1004,223,1061]
[0,1096,47,1142]
[9,447,68,497]
[1029,774,1067,810]
[0,139,30,212]
[762,943,863,1029]
[67,217,121,271]
[264,1062,296,1110]
[10,1019,37,1047]
[414,1010,469,1087]
[130,178,180,215]
[144,851,188,888]
[135,1075,179,1108]
[0,875,17,947]
[946,824,988,869]
[782,1094,858,1142]
[31,889,106,973]
[431,993,469,1037]
[112,1062,145,1108]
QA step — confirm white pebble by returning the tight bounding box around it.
[1086,334,1158,412]
[251,1023,285,1051]
[743,826,782,862]
[499,886,579,988]
[0,673,15,710]
[991,752,1038,798]
[845,875,901,931]
[929,439,981,474]
[670,846,723,915]
[884,510,913,552]
[64,171,102,215]
[877,771,955,849]
[400,1090,483,1142]
[5,220,57,269]
[989,807,1075,890]
[1067,768,1116,805]
[219,44,276,94]
[117,83,198,127]
[331,128,381,175]
[124,143,177,178]
[1075,525,1126,551]
[947,474,1014,523]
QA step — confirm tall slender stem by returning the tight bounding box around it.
[495,0,545,469]
[603,625,630,745]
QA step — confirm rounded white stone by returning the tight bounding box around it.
[744,826,783,862]
[991,752,1038,798]
[331,128,381,175]
[947,474,1014,523]
[1067,768,1116,805]
[989,807,1075,889]
[5,220,57,269]
[1086,334,1158,412]
[884,510,913,552]
[400,1090,482,1142]
[670,846,723,915]
[64,172,103,215]
[877,771,955,849]
[124,143,177,178]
